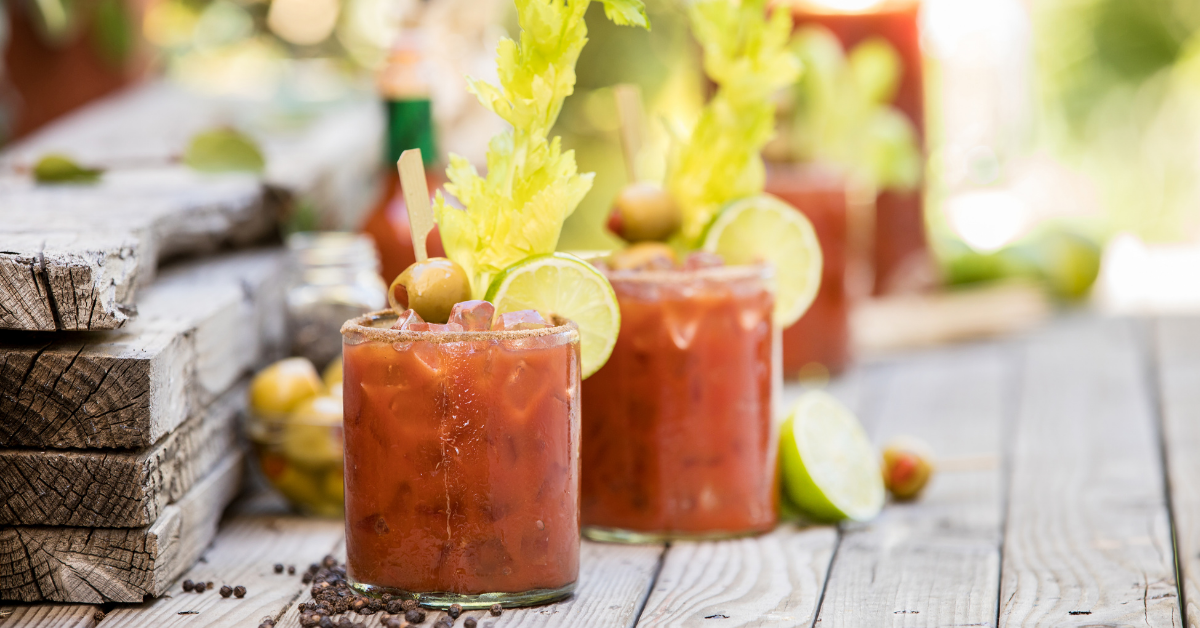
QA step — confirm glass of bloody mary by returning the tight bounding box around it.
[340,311,581,608]
[581,263,780,541]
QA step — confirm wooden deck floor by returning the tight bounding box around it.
[4,315,1198,627]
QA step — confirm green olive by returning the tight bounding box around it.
[607,242,678,271]
[613,182,681,243]
[388,258,472,324]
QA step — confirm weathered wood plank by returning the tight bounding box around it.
[100,515,345,628]
[0,382,246,527]
[0,81,381,332]
[637,525,836,628]
[0,451,243,603]
[1155,316,1200,627]
[816,344,1008,627]
[0,248,286,449]
[0,603,101,627]
[999,318,1180,627]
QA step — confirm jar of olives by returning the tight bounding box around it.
[286,232,388,369]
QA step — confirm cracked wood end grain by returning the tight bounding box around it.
[0,381,246,527]
[0,248,286,449]
[0,451,243,603]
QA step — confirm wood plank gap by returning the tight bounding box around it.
[1153,316,1200,627]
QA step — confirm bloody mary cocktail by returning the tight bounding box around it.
[341,311,581,608]
[581,264,780,541]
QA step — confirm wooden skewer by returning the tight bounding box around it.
[398,149,435,263]
[613,83,644,184]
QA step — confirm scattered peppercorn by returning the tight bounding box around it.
[302,572,313,584]
[323,555,337,568]
[405,609,426,623]
[275,563,285,574]
[448,603,462,619]
[336,618,353,628]
[258,624,273,628]
[386,600,405,614]
[382,618,402,628]
[318,617,334,628]
[288,565,297,575]
[401,599,419,611]
[93,610,105,622]
[220,585,233,598]
[234,585,247,598]
[490,603,503,616]
[463,618,477,628]
[434,618,453,628]
[206,581,215,591]
[260,616,276,626]
[182,579,195,592]
[192,581,205,592]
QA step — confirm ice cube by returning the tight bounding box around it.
[495,310,551,330]
[409,322,465,332]
[390,309,424,330]
[683,251,724,270]
[449,300,495,331]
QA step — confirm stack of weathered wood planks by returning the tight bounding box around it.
[0,82,379,603]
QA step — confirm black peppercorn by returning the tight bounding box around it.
[448,603,462,619]
[93,610,105,622]
[288,565,297,575]
[319,617,334,628]
[275,563,285,574]
[193,581,205,592]
[234,585,247,598]
[309,563,321,574]
[489,603,502,616]
[401,599,419,611]
[323,555,337,568]
[206,581,215,591]
[220,585,232,598]
[182,579,195,592]
[434,618,453,628]
[386,600,404,614]
[302,572,313,584]
[463,618,477,628]
[405,609,426,623]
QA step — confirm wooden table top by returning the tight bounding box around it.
[4,314,1198,627]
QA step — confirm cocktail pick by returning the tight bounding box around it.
[613,83,644,184]
[398,148,435,262]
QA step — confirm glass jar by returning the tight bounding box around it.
[286,232,387,369]
[581,264,780,542]
[340,311,582,609]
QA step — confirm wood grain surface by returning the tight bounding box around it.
[817,344,1009,627]
[999,318,1180,627]
[0,248,286,449]
[1155,317,1200,628]
[0,382,246,527]
[0,452,243,603]
[99,516,345,628]
[0,81,382,332]
[0,603,101,627]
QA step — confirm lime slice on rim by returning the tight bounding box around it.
[702,194,823,327]
[485,252,621,379]
[780,390,884,522]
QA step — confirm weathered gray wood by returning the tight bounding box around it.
[0,603,101,627]
[100,515,345,628]
[1155,316,1200,627]
[0,382,246,527]
[816,345,1008,627]
[999,318,1180,627]
[264,541,665,628]
[0,451,243,603]
[0,81,381,332]
[637,525,836,628]
[0,248,286,449]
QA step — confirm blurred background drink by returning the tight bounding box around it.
[581,264,778,541]
[340,312,582,607]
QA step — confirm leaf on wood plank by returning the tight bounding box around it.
[33,154,104,183]
[184,129,266,174]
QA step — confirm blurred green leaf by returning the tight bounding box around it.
[183,129,266,174]
[33,154,103,184]
[91,0,135,67]
[848,38,901,106]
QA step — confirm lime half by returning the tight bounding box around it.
[780,390,884,522]
[485,252,621,379]
[702,194,823,327]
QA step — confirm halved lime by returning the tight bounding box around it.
[779,390,884,522]
[702,194,823,327]
[485,252,621,379]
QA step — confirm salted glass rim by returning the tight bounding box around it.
[340,310,579,345]
[602,261,773,284]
